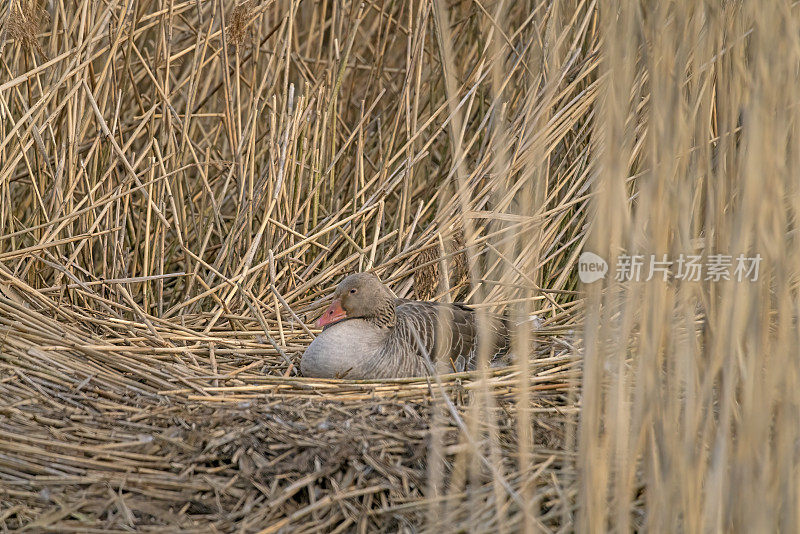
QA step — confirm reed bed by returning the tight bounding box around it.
[1,0,799,531]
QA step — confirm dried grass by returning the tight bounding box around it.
[1,0,798,532]
[0,286,577,531]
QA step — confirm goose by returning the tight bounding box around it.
[300,273,510,379]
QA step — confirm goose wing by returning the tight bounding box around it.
[394,300,509,373]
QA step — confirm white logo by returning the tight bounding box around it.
[578,252,608,283]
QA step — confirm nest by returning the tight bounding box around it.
[0,289,580,532]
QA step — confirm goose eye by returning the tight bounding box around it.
[349,288,357,294]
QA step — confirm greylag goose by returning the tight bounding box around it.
[301,273,510,379]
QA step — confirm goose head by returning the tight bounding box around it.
[316,273,396,328]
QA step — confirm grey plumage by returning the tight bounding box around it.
[301,273,510,379]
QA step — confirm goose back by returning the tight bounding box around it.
[389,300,510,373]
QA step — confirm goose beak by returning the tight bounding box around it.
[317,299,346,328]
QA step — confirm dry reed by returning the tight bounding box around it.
[0,0,797,532]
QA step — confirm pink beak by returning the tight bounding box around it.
[317,299,347,328]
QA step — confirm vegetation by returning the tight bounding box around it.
[0,0,797,531]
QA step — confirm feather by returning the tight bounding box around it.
[301,273,512,379]
[393,300,510,372]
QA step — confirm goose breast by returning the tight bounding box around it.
[300,319,387,379]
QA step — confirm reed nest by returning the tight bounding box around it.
[0,288,579,532]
